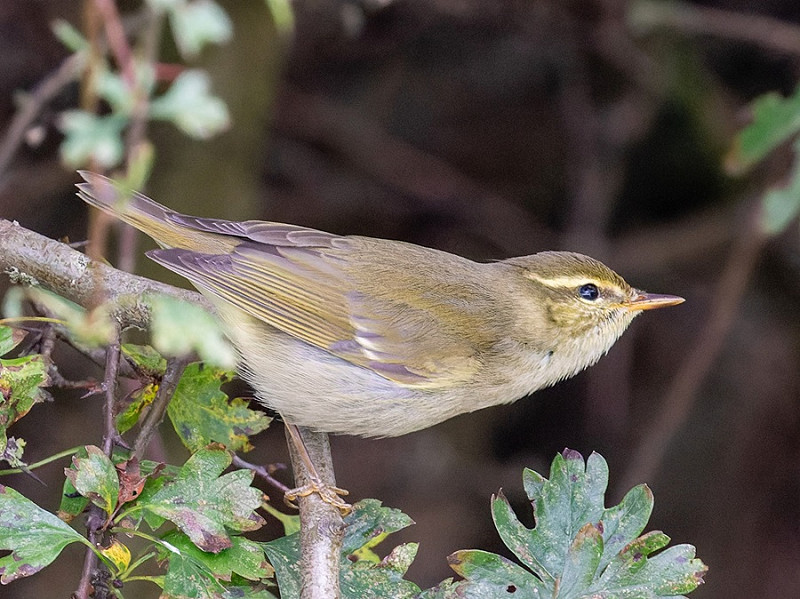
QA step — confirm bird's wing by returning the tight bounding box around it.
[148,221,486,388]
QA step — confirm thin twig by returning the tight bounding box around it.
[133,357,187,458]
[621,205,767,490]
[631,0,800,57]
[232,454,291,494]
[0,53,85,186]
[102,333,121,455]
[93,0,136,86]
[74,337,121,599]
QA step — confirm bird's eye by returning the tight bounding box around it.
[578,283,599,301]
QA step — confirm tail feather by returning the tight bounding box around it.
[76,171,236,253]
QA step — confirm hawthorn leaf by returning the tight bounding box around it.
[148,294,236,368]
[0,485,88,583]
[121,343,167,377]
[158,530,275,599]
[727,83,800,173]
[64,445,119,515]
[161,530,274,582]
[0,353,49,459]
[150,70,230,139]
[0,325,26,356]
[168,0,233,58]
[167,362,271,452]
[437,450,706,598]
[143,448,265,552]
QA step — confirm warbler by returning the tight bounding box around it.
[77,171,683,438]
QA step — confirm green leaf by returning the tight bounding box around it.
[0,485,89,582]
[0,325,27,356]
[0,352,49,458]
[20,287,116,347]
[51,18,89,52]
[727,83,800,173]
[441,450,706,598]
[161,546,276,599]
[58,472,90,523]
[167,362,271,453]
[150,70,230,139]
[148,294,237,368]
[161,530,274,581]
[758,137,800,235]
[117,346,167,434]
[168,0,233,58]
[122,344,168,377]
[262,502,300,536]
[263,499,420,599]
[0,436,27,469]
[116,382,159,434]
[446,550,544,598]
[58,110,126,169]
[64,445,119,515]
[143,448,265,552]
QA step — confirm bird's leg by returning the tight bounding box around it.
[284,423,351,515]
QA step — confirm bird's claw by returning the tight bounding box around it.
[284,479,352,515]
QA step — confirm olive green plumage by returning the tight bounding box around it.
[76,172,683,437]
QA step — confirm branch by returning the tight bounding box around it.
[0,218,346,595]
[0,218,205,327]
[620,202,767,489]
[631,0,800,57]
[285,426,345,599]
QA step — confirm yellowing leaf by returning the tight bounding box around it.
[100,538,131,572]
[167,362,271,452]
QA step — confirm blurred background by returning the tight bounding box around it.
[1,0,799,597]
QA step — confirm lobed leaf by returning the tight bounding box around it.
[0,485,88,583]
[0,352,49,460]
[64,445,119,515]
[167,362,271,453]
[142,448,265,552]
[263,499,419,599]
[727,83,800,173]
[147,294,237,368]
[442,450,706,599]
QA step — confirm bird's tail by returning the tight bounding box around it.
[75,171,233,253]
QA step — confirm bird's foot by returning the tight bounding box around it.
[284,478,351,515]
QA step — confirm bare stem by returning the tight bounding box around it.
[621,206,767,489]
[285,426,344,599]
[631,0,800,57]
[232,454,291,494]
[133,357,187,458]
[0,53,84,184]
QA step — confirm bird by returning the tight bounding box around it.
[76,171,684,439]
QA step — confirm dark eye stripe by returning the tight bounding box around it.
[579,283,599,301]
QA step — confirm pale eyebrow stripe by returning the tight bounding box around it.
[523,273,596,288]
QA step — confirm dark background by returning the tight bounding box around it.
[2,0,800,597]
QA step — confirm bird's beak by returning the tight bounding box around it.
[625,291,685,311]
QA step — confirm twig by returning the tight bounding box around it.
[0,219,347,597]
[232,454,291,494]
[285,426,344,599]
[621,204,767,490]
[101,333,121,455]
[74,335,121,599]
[0,219,206,326]
[631,0,800,57]
[93,0,136,86]
[133,357,187,458]
[0,53,85,186]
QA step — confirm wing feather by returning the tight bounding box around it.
[147,224,487,388]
